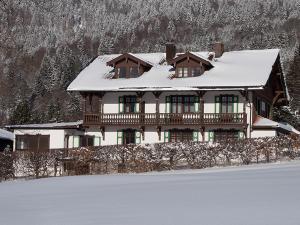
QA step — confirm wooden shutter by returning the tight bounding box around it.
[215,96,220,113]
[234,96,239,113]
[238,131,244,139]
[135,97,139,113]
[68,136,73,148]
[208,131,214,142]
[135,131,141,144]
[73,136,80,148]
[165,96,171,113]
[94,136,101,146]
[193,131,199,142]
[194,96,200,113]
[119,96,124,113]
[117,130,123,145]
[164,131,170,142]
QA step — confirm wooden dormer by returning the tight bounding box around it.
[170,52,214,78]
[106,53,152,79]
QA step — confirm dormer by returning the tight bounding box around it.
[170,52,214,78]
[106,53,152,79]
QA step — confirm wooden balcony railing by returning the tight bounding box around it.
[84,113,247,127]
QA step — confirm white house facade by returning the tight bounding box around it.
[65,42,296,146]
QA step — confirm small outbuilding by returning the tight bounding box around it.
[6,121,101,151]
[0,128,14,151]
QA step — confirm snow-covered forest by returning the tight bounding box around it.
[0,0,300,125]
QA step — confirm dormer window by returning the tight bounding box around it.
[191,67,202,77]
[177,67,189,77]
[129,67,139,78]
[118,67,127,78]
[171,52,214,78]
[106,53,152,79]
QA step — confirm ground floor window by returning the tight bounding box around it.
[117,129,141,145]
[67,135,101,148]
[163,129,196,142]
[16,135,50,151]
[212,129,239,142]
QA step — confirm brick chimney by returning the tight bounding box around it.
[213,42,224,58]
[166,42,176,64]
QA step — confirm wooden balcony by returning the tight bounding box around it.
[84,113,247,127]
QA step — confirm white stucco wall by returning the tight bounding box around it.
[13,129,84,150]
[85,90,270,145]
[251,129,277,138]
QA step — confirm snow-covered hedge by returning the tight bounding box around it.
[1,135,300,180]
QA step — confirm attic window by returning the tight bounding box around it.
[191,67,202,77]
[176,66,203,78]
[129,67,139,78]
[118,67,126,78]
[177,67,189,77]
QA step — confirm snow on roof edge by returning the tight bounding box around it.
[6,121,83,130]
[0,129,14,141]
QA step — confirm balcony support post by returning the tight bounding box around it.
[100,126,105,141]
[200,126,205,142]
[153,91,162,125]
[196,91,206,124]
[98,92,106,115]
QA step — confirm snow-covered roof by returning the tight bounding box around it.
[253,116,300,135]
[6,121,83,130]
[67,49,280,92]
[0,129,14,141]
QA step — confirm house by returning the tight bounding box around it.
[65,43,296,145]
[6,121,101,151]
[0,128,13,151]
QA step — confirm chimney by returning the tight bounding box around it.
[166,42,176,64]
[213,42,224,58]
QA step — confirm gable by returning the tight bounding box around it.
[171,52,213,68]
[106,53,152,68]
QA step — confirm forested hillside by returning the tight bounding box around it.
[0,0,299,125]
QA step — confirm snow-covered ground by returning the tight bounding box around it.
[1,161,300,225]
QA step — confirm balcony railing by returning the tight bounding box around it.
[84,113,247,127]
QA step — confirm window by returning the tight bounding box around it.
[177,67,189,77]
[124,96,137,113]
[118,67,127,78]
[170,129,193,142]
[16,135,50,151]
[129,67,139,78]
[68,135,100,148]
[123,129,136,145]
[214,130,239,142]
[191,67,202,77]
[220,95,234,113]
[171,96,196,113]
[255,97,270,118]
[86,94,99,113]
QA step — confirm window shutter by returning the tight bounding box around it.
[234,96,239,113]
[238,131,244,139]
[194,96,200,113]
[117,131,123,145]
[135,98,139,113]
[68,136,73,148]
[164,131,170,142]
[165,96,171,113]
[208,131,214,142]
[215,96,220,113]
[94,136,101,146]
[135,131,141,144]
[73,136,80,148]
[193,131,199,142]
[119,96,124,113]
